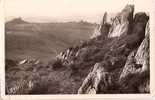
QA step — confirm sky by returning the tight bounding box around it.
[4,0,152,23]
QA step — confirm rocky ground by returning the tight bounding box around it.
[5,4,150,94]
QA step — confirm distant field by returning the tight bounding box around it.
[5,19,96,63]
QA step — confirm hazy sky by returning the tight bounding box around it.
[5,0,151,23]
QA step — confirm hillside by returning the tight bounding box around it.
[5,19,96,63]
[5,5,150,94]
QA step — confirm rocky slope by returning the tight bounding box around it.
[56,4,149,94]
[5,4,150,94]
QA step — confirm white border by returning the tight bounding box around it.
[0,0,5,98]
[0,0,155,100]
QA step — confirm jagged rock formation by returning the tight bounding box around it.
[55,46,79,67]
[77,15,149,94]
[90,5,134,39]
[78,63,113,94]
[108,5,134,37]
[119,21,149,93]
[90,12,111,39]
[77,5,149,94]
[54,5,149,94]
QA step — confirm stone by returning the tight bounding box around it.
[78,63,112,94]
[108,5,134,37]
[119,23,149,93]
[90,12,111,39]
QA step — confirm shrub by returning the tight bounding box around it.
[52,59,64,70]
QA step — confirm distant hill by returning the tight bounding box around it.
[6,17,28,25]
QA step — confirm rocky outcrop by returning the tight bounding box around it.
[90,5,134,39]
[56,5,135,67]
[53,4,149,94]
[90,12,111,39]
[78,21,149,94]
[108,5,134,37]
[127,12,149,47]
[120,20,149,80]
[78,63,113,94]
[118,21,149,93]
[56,46,80,66]
[18,58,40,65]
[77,7,149,94]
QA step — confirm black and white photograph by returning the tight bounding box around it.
[3,0,152,95]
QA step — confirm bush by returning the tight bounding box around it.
[52,59,65,70]
[5,59,17,70]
